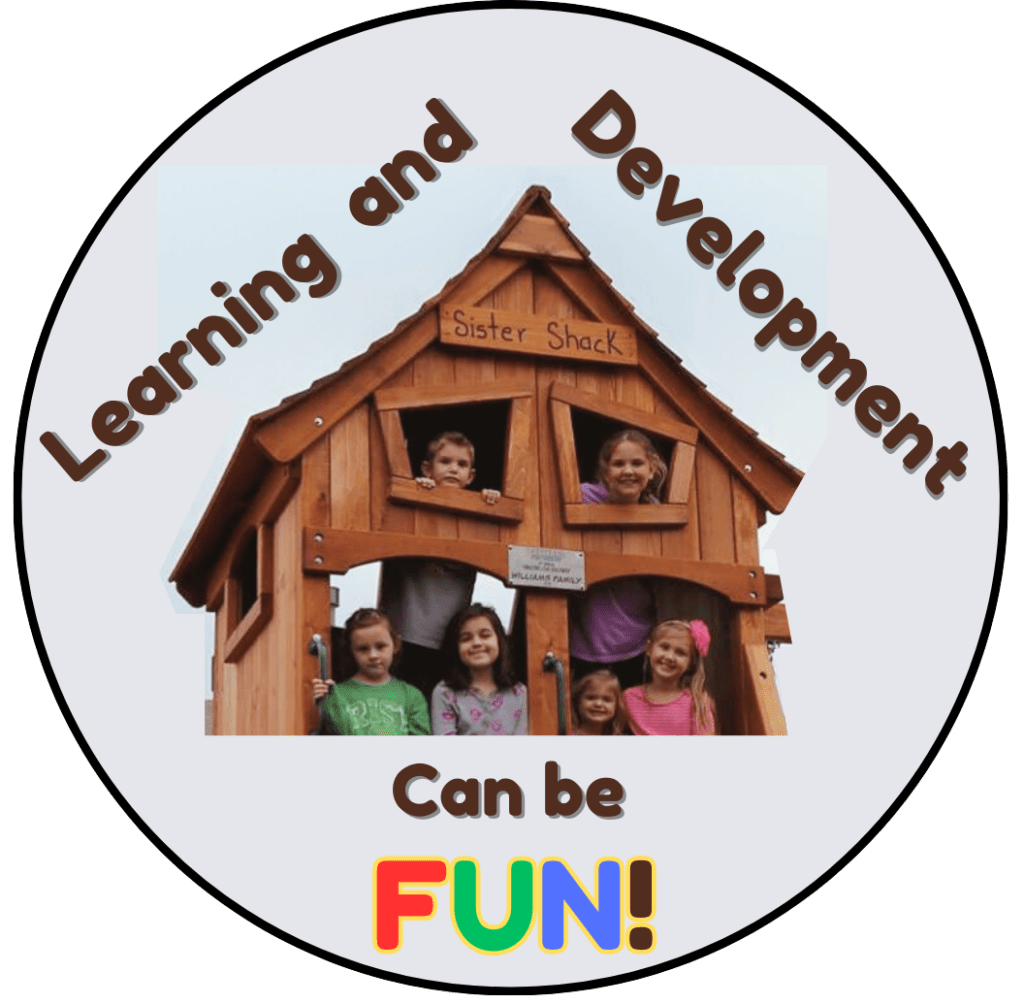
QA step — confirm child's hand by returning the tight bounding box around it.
[312,679,334,700]
[416,476,436,490]
[481,488,501,505]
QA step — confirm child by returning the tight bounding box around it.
[570,429,668,689]
[570,669,627,736]
[312,608,429,735]
[622,619,716,736]
[379,431,500,700]
[431,604,528,735]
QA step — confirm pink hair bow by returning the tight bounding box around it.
[689,619,711,658]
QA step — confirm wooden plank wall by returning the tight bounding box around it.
[213,254,782,733]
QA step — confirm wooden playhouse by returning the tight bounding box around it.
[172,187,800,735]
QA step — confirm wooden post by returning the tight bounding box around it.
[524,591,570,736]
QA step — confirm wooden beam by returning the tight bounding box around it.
[742,643,788,735]
[637,338,803,513]
[305,527,510,581]
[253,310,440,463]
[304,528,766,606]
[387,477,524,523]
[499,215,583,261]
[204,462,300,609]
[374,378,534,412]
[764,603,792,644]
[224,595,272,664]
[446,255,531,309]
[665,441,697,505]
[549,382,698,444]
[546,261,635,327]
[377,408,413,478]
[563,503,688,526]
[766,574,784,604]
[524,592,571,736]
[585,552,766,606]
[549,399,582,505]
[503,396,532,502]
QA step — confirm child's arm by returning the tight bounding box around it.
[407,688,430,736]
[431,684,459,736]
[481,488,501,504]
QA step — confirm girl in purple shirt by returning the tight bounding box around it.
[431,604,528,736]
[570,429,668,689]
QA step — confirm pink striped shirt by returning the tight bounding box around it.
[622,686,715,736]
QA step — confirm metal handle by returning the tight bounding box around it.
[542,651,568,736]
[308,634,329,734]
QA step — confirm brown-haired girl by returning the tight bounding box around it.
[622,619,716,735]
[431,604,528,735]
[312,608,429,735]
[570,428,667,689]
[571,669,628,736]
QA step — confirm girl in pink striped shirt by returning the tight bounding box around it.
[622,620,717,735]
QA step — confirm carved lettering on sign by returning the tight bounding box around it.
[440,303,637,366]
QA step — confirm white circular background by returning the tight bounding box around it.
[7,2,1015,1000]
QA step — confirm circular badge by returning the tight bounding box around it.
[14,2,1008,995]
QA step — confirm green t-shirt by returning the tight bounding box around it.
[318,677,429,736]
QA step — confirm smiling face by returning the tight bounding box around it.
[578,678,618,729]
[422,441,475,489]
[603,439,654,503]
[645,626,694,688]
[457,615,500,675]
[348,623,396,684]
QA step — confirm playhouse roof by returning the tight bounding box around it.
[171,186,803,608]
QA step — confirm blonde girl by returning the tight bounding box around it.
[570,428,668,689]
[431,604,528,735]
[622,619,717,735]
[571,669,628,736]
[312,608,430,735]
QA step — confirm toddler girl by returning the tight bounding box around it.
[431,604,528,735]
[570,429,668,689]
[312,608,430,735]
[622,619,716,735]
[571,669,627,736]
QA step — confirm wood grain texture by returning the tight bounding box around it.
[499,214,583,260]
[549,382,698,444]
[742,642,788,735]
[764,604,792,644]
[696,444,736,564]
[254,310,439,463]
[546,262,634,326]
[204,462,300,609]
[387,477,524,522]
[376,407,413,479]
[549,398,583,504]
[638,338,802,514]
[374,378,532,411]
[329,404,371,530]
[412,347,459,542]
[524,592,571,736]
[732,476,761,567]
[448,255,529,309]
[576,367,622,556]
[563,503,688,526]
[665,441,697,505]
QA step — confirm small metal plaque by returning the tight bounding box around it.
[507,545,586,591]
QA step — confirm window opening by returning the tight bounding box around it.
[570,409,674,495]
[399,399,510,494]
[235,529,259,621]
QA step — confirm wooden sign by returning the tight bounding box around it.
[440,302,637,366]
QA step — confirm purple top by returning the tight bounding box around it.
[569,482,656,662]
[431,682,529,736]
